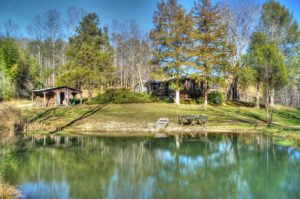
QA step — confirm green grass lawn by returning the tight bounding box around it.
[21,103,300,140]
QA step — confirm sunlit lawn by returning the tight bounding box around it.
[21,103,300,137]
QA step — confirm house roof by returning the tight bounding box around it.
[32,86,82,93]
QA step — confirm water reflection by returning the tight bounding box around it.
[0,134,299,199]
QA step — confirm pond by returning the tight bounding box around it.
[0,134,300,199]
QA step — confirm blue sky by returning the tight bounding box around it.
[0,0,299,37]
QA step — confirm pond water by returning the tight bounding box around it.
[1,134,300,199]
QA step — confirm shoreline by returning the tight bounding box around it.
[25,127,300,143]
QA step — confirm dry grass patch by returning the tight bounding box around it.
[0,175,20,199]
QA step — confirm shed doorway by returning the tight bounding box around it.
[60,92,65,105]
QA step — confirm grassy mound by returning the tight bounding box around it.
[88,88,155,104]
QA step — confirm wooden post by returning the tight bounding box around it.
[43,91,46,107]
[31,92,34,107]
[80,92,83,105]
[54,91,57,107]
[66,90,69,106]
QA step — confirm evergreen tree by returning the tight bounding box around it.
[0,47,13,100]
[0,38,40,100]
[57,13,113,100]
[259,0,299,58]
[258,0,300,107]
[150,0,193,105]
[0,38,19,78]
[190,0,233,106]
[14,49,40,97]
[248,32,288,125]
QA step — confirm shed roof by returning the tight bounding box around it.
[32,86,82,93]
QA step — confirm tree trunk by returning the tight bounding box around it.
[256,83,260,109]
[52,41,55,86]
[232,77,239,101]
[225,77,231,101]
[270,88,275,108]
[265,83,272,126]
[120,53,123,87]
[203,82,208,106]
[88,88,92,102]
[175,90,180,106]
[38,44,41,65]
[285,86,288,105]
[138,69,143,93]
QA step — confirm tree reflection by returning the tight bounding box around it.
[0,135,299,199]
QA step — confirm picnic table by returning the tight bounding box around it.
[178,115,208,126]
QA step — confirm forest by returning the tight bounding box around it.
[0,0,299,110]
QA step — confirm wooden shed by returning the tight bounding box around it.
[32,86,82,107]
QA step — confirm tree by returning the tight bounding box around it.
[150,0,193,105]
[65,6,87,37]
[248,32,288,125]
[0,38,40,100]
[220,0,260,101]
[258,0,300,107]
[43,9,62,86]
[3,19,19,38]
[112,20,156,91]
[0,47,13,100]
[190,0,233,106]
[57,13,113,101]
[14,50,40,98]
[284,54,300,107]
[0,38,19,78]
[27,15,44,65]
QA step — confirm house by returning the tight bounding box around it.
[32,86,82,107]
[146,77,219,99]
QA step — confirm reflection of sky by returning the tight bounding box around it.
[288,149,300,161]
[156,150,204,169]
[156,142,238,171]
[20,180,69,199]
[106,169,155,199]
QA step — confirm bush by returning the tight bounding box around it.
[208,91,225,105]
[89,88,155,104]
[181,98,201,104]
[154,96,174,103]
[0,107,24,138]
[69,99,81,106]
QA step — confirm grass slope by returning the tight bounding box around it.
[21,103,300,140]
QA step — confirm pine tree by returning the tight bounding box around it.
[259,0,300,107]
[58,13,113,100]
[259,0,299,58]
[150,0,193,105]
[190,0,233,106]
[249,32,288,125]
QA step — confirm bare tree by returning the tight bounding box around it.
[27,15,44,65]
[0,25,3,37]
[220,0,260,101]
[65,6,87,37]
[3,18,19,38]
[43,9,62,86]
[112,20,156,91]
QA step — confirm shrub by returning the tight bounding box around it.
[69,99,81,106]
[181,98,201,104]
[89,88,155,104]
[154,96,174,103]
[208,91,225,105]
[0,107,24,138]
